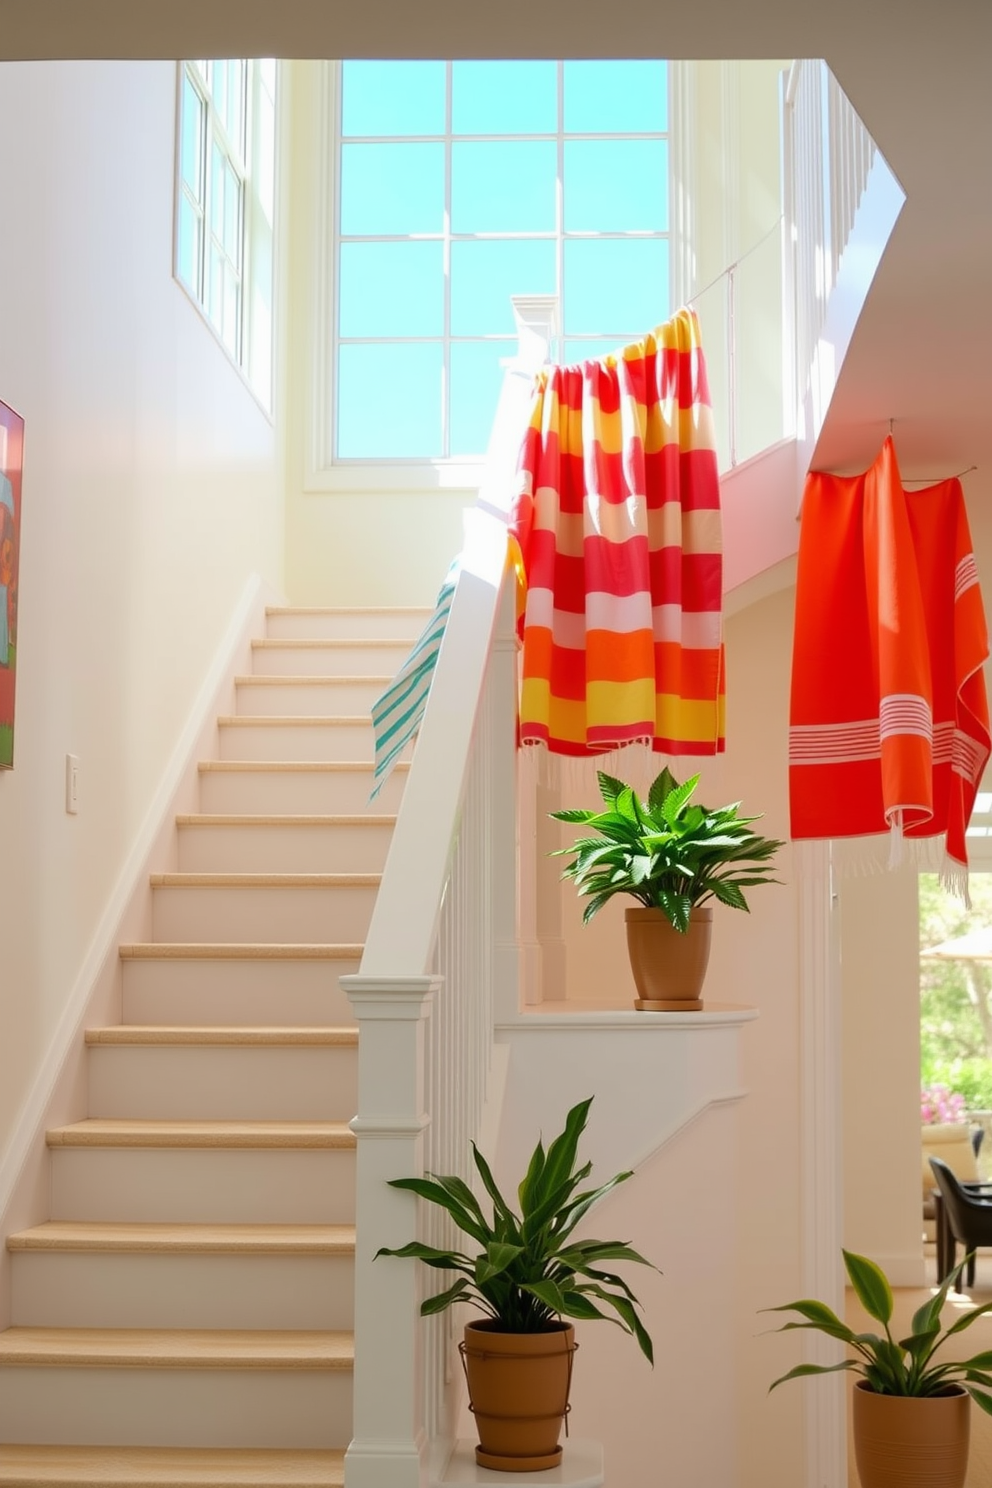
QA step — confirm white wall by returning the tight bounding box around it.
[839,869,921,1281]
[0,60,283,1219]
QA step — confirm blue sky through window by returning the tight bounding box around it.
[336,59,671,461]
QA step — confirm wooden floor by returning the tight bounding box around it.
[845,1249,992,1486]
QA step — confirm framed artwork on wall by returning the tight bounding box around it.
[0,399,24,769]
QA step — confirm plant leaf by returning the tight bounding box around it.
[476,1241,525,1285]
[843,1250,893,1327]
[940,1297,992,1340]
[768,1360,860,1392]
[968,1386,992,1417]
[471,1144,518,1229]
[375,1240,474,1272]
[523,1278,568,1314]
[597,771,628,806]
[421,1277,474,1315]
[385,1176,490,1245]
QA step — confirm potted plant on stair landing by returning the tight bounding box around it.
[765,1249,992,1488]
[375,1097,657,1473]
[551,767,783,1010]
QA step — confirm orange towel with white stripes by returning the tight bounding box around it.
[509,308,725,758]
[789,435,990,890]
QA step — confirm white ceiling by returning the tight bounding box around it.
[4,0,990,488]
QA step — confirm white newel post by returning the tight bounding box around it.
[342,975,440,1488]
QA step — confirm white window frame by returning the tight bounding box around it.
[306,60,686,494]
[174,58,278,413]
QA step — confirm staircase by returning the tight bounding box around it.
[0,605,426,1487]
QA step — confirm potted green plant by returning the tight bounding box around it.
[765,1248,992,1488]
[375,1097,656,1473]
[551,766,783,1010]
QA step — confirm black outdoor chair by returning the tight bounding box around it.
[928,1155,992,1286]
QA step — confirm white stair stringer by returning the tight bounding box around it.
[0,605,426,1487]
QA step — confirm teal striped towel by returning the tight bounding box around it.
[369,559,459,800]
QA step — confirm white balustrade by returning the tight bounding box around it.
[342,301,551,1488]
[783,58,878,444]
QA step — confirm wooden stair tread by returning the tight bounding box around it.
[252,638,410,649]
[45,1120,356,1149]
[218,716,372,728]
[0,1444,345,1486]
[265,605,428,615]
[235,675,392,686]
[148,873,380,887]
[118,943,363,960]
[84,1026,358,1047]
[7,1222,355,1255]
[174,814,396,827]
[0,1327,353,1369]
[198,761,407,773]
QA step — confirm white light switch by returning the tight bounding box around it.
[65,754,79,815]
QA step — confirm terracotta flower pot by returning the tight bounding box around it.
[852,1380,970,1488]
[460,1319,576,1472]
[625,905,712,1010]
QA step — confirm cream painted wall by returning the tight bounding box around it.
[0,61,283,1171]
[281,62,468,609]
[549,584,804,1488]
[839,869,921,1280]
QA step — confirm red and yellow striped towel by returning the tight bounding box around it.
[509,308,725,758]
[789,435,990,890]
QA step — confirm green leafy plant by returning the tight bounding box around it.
[765,1249,992,1410]
[375,1097,657,1362]
[550,766,783,934]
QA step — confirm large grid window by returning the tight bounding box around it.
[334,60,671,462]
[176,59,277,407]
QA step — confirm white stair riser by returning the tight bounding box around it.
[236,680,387,717]
[265,610,428,641]
[251,644,409,678]
[10,1253,354,1330]
[151,884,377,944]
[121,958,360,1028]
[198,767,405,816]
[50,1149,355,1224]
[177,822,393,875]
[87,1046,357,1123]
[0,1367,351,1448]
[218,723,379,763]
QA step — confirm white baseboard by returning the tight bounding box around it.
[0,573,277,1314]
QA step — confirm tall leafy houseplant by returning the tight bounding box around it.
[376,1097,657,1471]
[766,1249,992,1488]
[551,766,782,933]
[551,767,783,1009]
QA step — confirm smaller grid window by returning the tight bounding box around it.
[176,59,277,406]
[334,59,671,463]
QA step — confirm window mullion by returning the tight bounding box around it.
[443,62,453,459]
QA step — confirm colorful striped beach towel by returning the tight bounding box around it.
[369,560,457,800]
[508,307,725,758]
[789,436,990,896]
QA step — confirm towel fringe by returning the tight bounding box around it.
[829,833,972,906]
[518,741,713,800]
